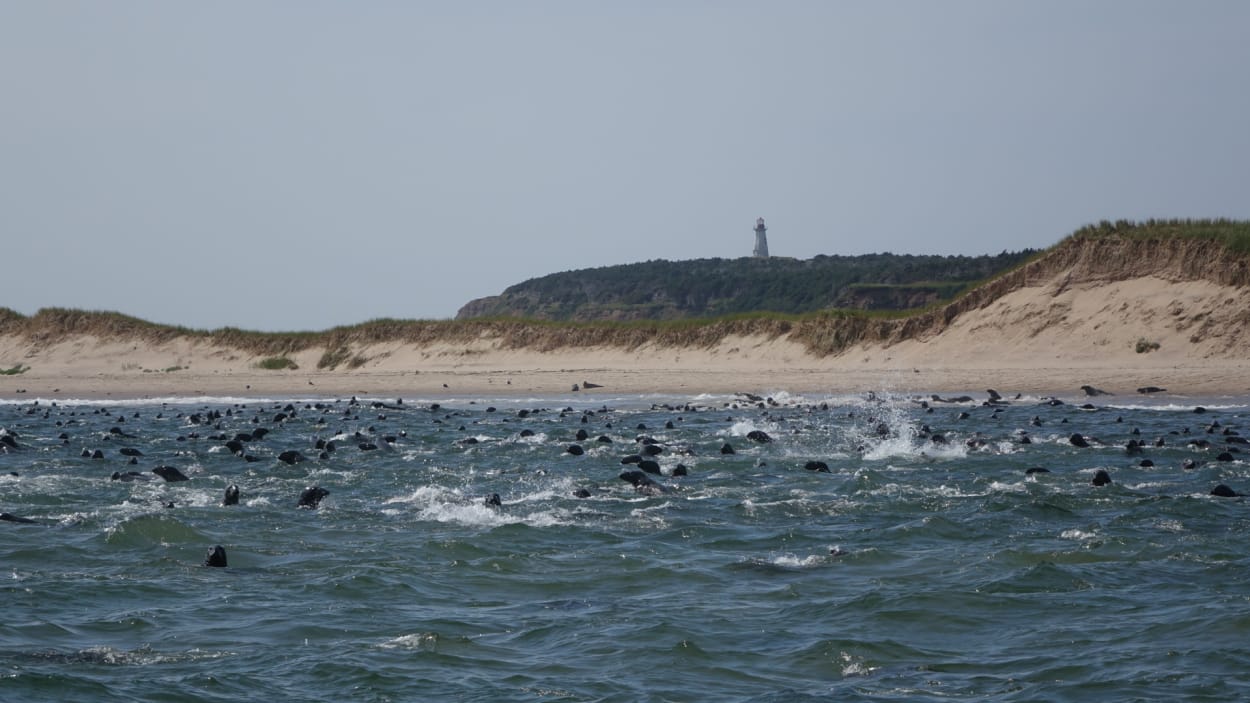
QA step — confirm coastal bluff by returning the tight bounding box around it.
[2,221,1249,398]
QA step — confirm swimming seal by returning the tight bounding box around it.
[298,485,329,509]
[204,545,228,567]
[278,450,307,465]
[619,470,668,495]
[152,466,190,482]
[637,460,662,475]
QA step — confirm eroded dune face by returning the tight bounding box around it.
[801,233,1250,366]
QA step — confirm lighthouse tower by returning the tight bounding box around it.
[752,217,769,258]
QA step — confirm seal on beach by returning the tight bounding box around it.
[1137,386,1166,394]
[931,395,974,403]
[1081,385,1112,396]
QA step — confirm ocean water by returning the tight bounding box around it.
[2,389,1249,702]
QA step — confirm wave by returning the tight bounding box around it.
[104,513,207,546]
[12,645,231,666]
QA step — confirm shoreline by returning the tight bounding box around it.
[2,362,1246,404]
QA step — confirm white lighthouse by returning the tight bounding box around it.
[752,217,769,258]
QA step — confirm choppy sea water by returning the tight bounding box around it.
[2,389,1249,702]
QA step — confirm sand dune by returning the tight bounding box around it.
[2,234,1248,400]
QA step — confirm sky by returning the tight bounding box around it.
[3,2,1249,332]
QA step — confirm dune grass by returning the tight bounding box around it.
[1069,218,1250,253]
[256,356,299,371]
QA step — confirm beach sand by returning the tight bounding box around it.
[2,275,1248,401]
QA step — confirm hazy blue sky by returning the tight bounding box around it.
[3,2,1248,331]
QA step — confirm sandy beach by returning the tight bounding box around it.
[2,364,1238,402]
[1,332,1245,402]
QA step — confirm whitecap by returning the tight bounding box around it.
[839,650,879,677]
[989,480,1027,493]
[378,633,439,650]
[770,553,825,568]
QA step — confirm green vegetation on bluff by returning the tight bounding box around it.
[456,250,1039,322]
[1070,218,1250,253]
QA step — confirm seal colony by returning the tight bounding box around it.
[3,384,1250,702]
[1,389,1246,568]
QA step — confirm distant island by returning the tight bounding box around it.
[456,250,1039,321]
